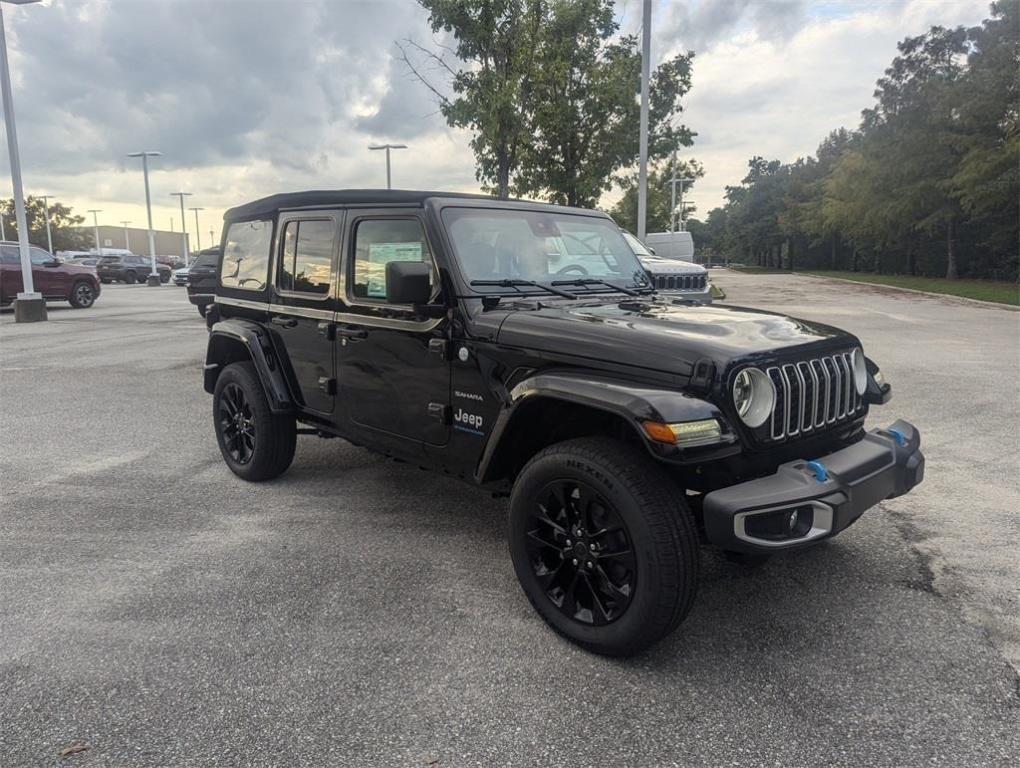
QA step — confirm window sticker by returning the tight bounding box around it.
[366,242,424,297]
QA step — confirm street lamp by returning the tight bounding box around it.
[1,0,45,322]
[87,209,103,257]
[368,143,407,189]
[38,194,53,253]
[127,150,162,286]
[667,176,694,232]
[169,191,191,266]
[189,206,204,250]
[636,0,651,240]
[120,220,131,250]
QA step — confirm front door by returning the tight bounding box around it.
[31,247,62,297]
[336,211,450,446]
[269,212,342,415]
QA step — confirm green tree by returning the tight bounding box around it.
[401,0,545,198]
[405,0,695,204]
[0,196,88,253]
[608,156,704,233]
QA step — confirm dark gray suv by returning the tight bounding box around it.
[96,254,171,284]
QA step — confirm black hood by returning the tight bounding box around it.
[493,298,856,377]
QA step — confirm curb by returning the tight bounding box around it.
[787,272,1019,311]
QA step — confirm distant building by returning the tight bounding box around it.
[74,225,190,258]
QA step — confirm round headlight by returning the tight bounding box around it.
[732,367,775,428]
[851,348,867,395]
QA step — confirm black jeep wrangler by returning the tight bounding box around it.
[203,190,924,656]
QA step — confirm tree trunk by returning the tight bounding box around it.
[945,218,958,279]
[851,246,859,273]
[787,237,795,271]
[907,242,916,276]
[831,232,838,270]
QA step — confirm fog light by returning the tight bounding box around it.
[642,418,724,447]
[744,505,815,541]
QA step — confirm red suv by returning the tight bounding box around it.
[0,242,102,309]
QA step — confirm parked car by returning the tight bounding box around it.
[622,231,712,303]
[96,254,171,284]
[201,189,924,657]
[185,246,221,315]
[645,230,695,261]
[172,266,190,286]
[0,242,101,308]
[66,256,100,268]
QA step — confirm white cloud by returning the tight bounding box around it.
[0,0,996,239]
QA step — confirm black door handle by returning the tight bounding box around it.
[271,316,298,328]
[336,326,367,340]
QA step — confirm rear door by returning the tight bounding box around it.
[269,211,342,415]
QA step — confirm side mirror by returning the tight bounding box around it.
[385,261,432,305]
[647,246,656,255]
[46,259,61,267]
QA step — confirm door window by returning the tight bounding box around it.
[30,248,53,265]
[1,245,19,264]
[351,218,434,302]
[278,219,335,295]
[221,220,272,291]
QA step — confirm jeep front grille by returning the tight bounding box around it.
[653,273,706,291]
[764,352,864,441]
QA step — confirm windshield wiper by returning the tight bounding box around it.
[470,279,577,300]
[550,278,647,297]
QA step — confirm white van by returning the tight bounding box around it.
[644,231,694,262]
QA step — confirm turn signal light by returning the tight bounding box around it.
[642,419,723,447]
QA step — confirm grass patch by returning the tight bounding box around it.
[710,283,726,300]
[800,271,1019,306]
[727,265,1018,306]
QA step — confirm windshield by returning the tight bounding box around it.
[442,208,650,292]
[621,231,653,258]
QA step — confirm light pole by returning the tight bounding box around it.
[1,0,45,322]
[120,220,131,250]
[87,209,103,257]
[636,0,651,241]
[368,143,407,189]
[38,194,53,253]
[0,211,5,240]
[667,176,693,232]
[169,191,191,266]
[189,207,204,250]
[127,151,162,286]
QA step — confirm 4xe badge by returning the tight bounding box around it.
[453,407,484,435]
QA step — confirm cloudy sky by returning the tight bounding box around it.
[0,0,992,242]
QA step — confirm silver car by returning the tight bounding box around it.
[622,231,712,303]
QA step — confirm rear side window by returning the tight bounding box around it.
[278,219,334,295]
[221,220,272,291]
[1,245,18,264]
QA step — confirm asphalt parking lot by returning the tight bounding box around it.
[1,278,1018,767]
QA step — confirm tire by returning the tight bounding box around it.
[508,437,699,656]
[124,271,136,284]
[138,274,150,284]
[213,361,296,481]
[197,303,208,318]
[159,271,170,283]
[68,280,97,309]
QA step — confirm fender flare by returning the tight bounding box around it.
[204,319,295,413]
[475,370,735,482]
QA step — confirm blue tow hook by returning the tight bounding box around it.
[805,460,828,482]
[888,427,906,446]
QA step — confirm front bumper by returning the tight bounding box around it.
[703,420,924,553]
[656,284,713,304]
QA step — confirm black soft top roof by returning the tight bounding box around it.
[222,189,606,223]
[224,189,501,222]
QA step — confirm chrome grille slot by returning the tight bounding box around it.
[760,351,864,441]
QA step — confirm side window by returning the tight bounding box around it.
[1,245,19,264]
[351,218,433,301]
[278,219,334,295]
[30,247,52,265]
[220,220,272,291]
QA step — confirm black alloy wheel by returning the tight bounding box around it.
[69,281,96,308]
[124,270,136,284]
[509,437,700,657]
[212,361,296,481]
[218,382,256,465]
[524,479,637,626]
